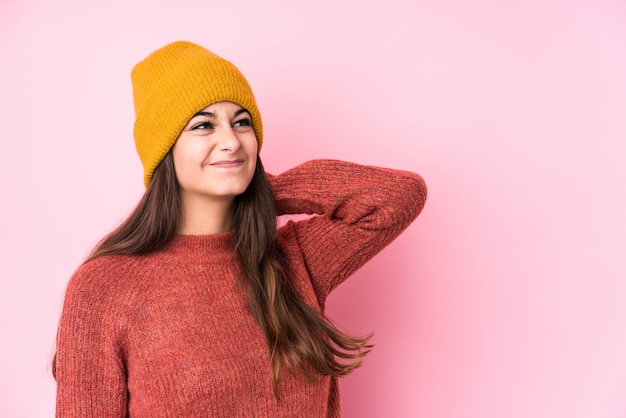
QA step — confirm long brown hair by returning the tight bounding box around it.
[54,151,371,397]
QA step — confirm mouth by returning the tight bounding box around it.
[209,159,245,167]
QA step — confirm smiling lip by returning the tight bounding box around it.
[210,159,244,168]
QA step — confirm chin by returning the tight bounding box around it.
[217,184,251,197]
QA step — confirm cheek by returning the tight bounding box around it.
[171,142,198,184]
[171,147,185,179]
[244,135,259,157]
[246,141,258,175]
[172,156,185,183]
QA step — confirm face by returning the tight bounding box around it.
[172,101,258,205]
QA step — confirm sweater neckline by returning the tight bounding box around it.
[161,231,236,262]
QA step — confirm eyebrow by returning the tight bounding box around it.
[192,108,250,119]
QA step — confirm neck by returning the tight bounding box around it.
[178,195,235,235]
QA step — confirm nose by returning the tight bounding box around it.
[218,125,241,152]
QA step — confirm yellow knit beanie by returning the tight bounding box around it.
[131,41,263,186]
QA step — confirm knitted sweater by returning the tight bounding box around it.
[55,159,427,417]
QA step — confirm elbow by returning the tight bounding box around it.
[407,172,427,220]
[365,171,427,231]
[385,171,427,227]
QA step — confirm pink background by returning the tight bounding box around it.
[1,0,625,417]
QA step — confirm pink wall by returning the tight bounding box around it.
[1,0,625,416]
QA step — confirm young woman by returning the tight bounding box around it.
[53,40,427,417]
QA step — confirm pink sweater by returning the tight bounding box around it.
[55,160,427,417]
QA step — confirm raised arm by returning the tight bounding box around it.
[271,159,427,304]
[55,259,128,417]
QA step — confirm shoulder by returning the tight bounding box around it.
[62,254,151,312]
[276,219,310,255]
[277,221,298,259]
[67,254,137,288]
[276,221,325,305]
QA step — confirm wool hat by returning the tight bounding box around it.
[131,41,263,186]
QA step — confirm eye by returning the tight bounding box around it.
[191,121,214,130]
[233,117,252,128]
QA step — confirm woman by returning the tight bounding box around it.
[53,40,427,417]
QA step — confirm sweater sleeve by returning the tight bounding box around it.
[271,159,427,304]
[55,259,129,417]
